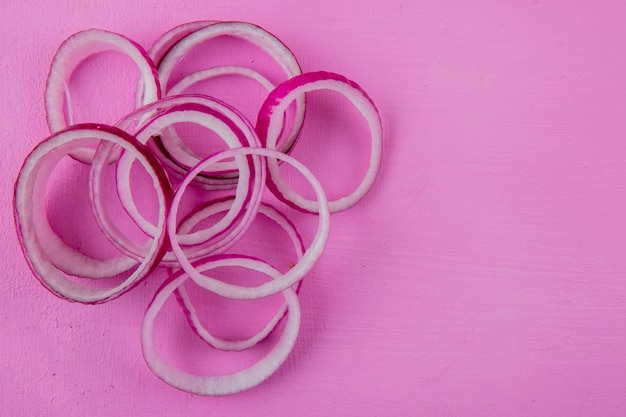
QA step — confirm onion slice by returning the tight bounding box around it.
[142,256,300,396]
[118,94,260,188]
[88,96,265,268]
[112,98,264,249]
[168,66,274,96]
[169,147,330,300]
[156,21,305,154]
[45,29,160,163]
[257,71,382,213]
[13,124,171,303]
[175,199,305,350]
[160,67,275,169]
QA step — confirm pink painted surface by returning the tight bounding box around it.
[2,0,626,415]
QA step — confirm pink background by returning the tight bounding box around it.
[2,0,626,415]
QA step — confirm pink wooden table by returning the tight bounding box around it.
[2,1,626,415]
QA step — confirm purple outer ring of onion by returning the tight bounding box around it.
[256,71,383,213]
[13,123,171,303]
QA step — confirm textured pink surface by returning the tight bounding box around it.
[3,0,626,415]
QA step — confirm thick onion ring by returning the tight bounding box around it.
[257,71,382,213]
[14,124,171,303]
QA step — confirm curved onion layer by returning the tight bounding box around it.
[175,199,305,350]
[156,21,305,154]
[169,147,330,300]
[161,66,275,169]
[257,71,382,213]
[118,94,258,189]
[168,66,274,96]
[148,21,217,68]
[142,256,300,396]
[45,29,160,163]
[13,124,171,303]
[131,100,263,244]
[135,20,216,107]
[90,97,265,268]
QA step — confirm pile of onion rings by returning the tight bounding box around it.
[13,21,382,395]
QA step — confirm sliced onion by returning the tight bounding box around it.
[131,101,263,246]
[16,21,383,395]
[14,124,171,303]
[90,96,265,266]
[142,256,300,396]
[257,71,382,213]
[175,199,305,350]
[45,29,160,163]
[169,147,330,300]
[156,21,305,154]
[160,66,275,169]
[147,21,217,68]
[168,66,274,96]
[118,94,259,188]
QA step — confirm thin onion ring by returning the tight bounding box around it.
[45,29,160,163]
[175,199,305,350]
[157,21,305,154]
[168,147,330,300]
[142,256,300,396]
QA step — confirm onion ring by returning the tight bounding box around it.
[175,199,305,350]
[160,66,275,169]
[142,256,300,396]
[257,71,382,213]
[90,98,265,266]
[14,124,171,303]
[45,29,160,163]
[157,21,305,154]
[168,147,330,300]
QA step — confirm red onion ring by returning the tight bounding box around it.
[45,29,160,163]
[14,124,171,303]
[119,94,259,188]
[131,102,263,247]
[175,199,305,350]
[161,66,275,169]
[156,21,305,154]
[142,256,300,396]
[257,71,382,213]
[90,98,264,266]
[168,147,330,300]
